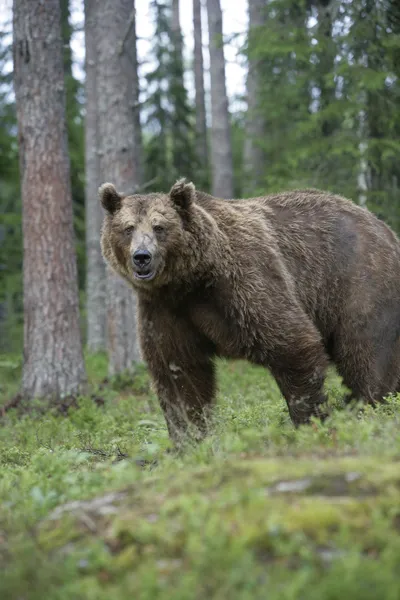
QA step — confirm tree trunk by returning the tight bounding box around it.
[84,0,106,352]
[170,0,185,177]
[193,0,209,188]
[206,0,234,198]
[171,0,183,65]
[244,0,267,193]
[96,0,142,374]
[13,0,86,400]
[316,0,336,138]
[60,0,74,76]
[170,0,195,181]
[126,2,143,186]
[357,50,369,207]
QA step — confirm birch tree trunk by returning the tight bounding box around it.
[193,0,209,187]
[13,0,86,400]
[206,0,234,198]
[244,0,267,192]
[84,0,106,352]
[96,0,142,374]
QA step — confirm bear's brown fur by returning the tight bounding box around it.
[100,179,400,445]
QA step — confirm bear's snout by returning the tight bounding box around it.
[132,249,152,269]
[131,248,157,281]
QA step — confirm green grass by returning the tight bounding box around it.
[0,355,400,599]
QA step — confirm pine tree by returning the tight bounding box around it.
[193,0,209,189]
[242,0,400,224]
[144,1,172,186]
[206,0,234,198]
[0,26,21,352]
[60,0,85,290]
[170,0,196,180]
[244,0,267,193]
[13,0,87,399]
[144,0,196,187]
[96,0,142,374]
[84,0,107,352]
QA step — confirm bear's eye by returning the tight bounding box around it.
[124,226,134,235]
[153,224,165,234]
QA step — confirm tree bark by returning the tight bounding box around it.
[60,0,74,77]
[357,53,369,207]
[193,0,209,187]
[316,0,336,138]
[171,0,183,65]
[244,0,267,192]
[170,0,186,178]
[96,0,142,374]
[206,0,234,198]
[13,0,86,400]
[84,0,106,352]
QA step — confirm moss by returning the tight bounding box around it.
[1,357,400,598]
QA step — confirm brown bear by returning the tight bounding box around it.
[99,179,400,445]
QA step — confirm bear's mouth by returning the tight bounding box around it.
[133,269,156,281]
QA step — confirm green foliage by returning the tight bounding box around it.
[0,26,22,352]
[1,356,400,598]
[244,0,400,232]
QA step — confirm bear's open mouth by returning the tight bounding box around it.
[133,269,155,281]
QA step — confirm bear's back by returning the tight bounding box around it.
[192,188,400,332]
[194,188,400,256]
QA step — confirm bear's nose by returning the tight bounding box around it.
[132,250,152,268]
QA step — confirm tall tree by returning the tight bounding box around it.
[60,0,86,290]
[171,0,183,61]
[315,0,336,138]
[96,0,142,374]
[170,0,196,180]
[0,26,21,352]
[130,5,143,186]
[244,0,267,193]
[13,0,86,399]
[206,0,234,198]
[144,0,170,186]
[84,0,106,352]
[193,0,209,188]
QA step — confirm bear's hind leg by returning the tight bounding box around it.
[334,324,400,406]
[264,320,331,426]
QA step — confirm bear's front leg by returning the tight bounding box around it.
[138,307,216,447]
[155,356,215,447]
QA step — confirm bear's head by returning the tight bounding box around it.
[99,178,210,291]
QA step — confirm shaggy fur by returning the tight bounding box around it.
[100,179,400,445]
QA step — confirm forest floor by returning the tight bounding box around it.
[0,354,400,599]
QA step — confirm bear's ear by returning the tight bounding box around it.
[98,183,122,214]
[169,178,196,212]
